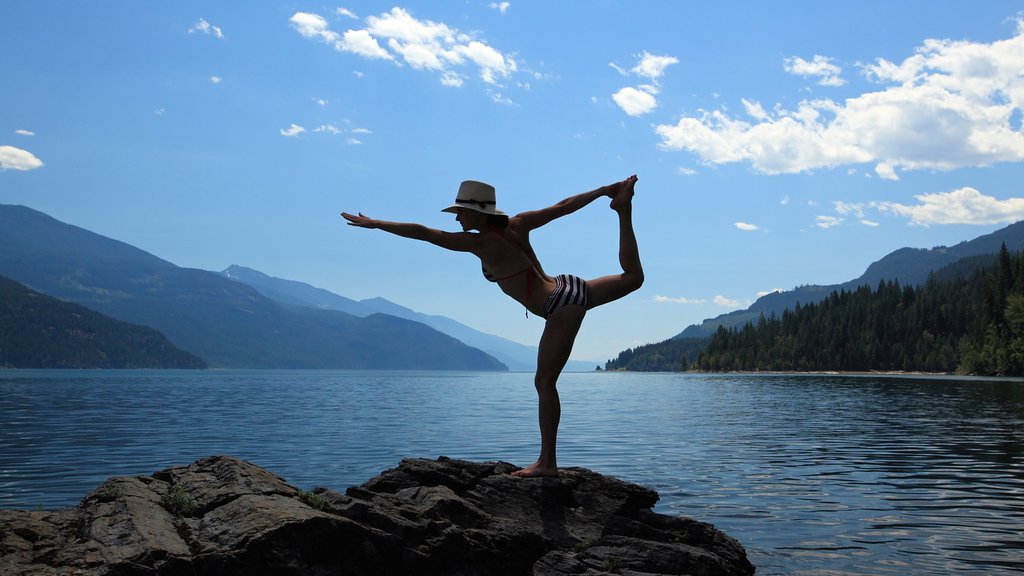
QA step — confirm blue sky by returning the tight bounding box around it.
[3,2,1024,363]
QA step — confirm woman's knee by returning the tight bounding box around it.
[534,374,557,393]
[622,270,644,294]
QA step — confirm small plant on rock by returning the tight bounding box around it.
[297,489,327,511]
[93,484,124,503]
[160,483,197,518]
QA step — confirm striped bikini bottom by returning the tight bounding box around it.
[542,274,589,318]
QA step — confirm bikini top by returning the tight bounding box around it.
[480,228,543,316]
[480,228,539,283]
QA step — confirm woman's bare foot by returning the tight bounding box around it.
[610,175,637,211]
[511,461,559,478]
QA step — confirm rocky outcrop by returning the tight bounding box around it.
[0,456,755,575]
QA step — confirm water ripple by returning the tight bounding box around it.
[1,370,1022,575]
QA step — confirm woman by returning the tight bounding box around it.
[342,175,643,478]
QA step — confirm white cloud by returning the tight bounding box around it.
[713,295,742,307]
[734,221,760,231]
[874,186,1024,226]
[860,219,880,227]
[292,8,515,91]
[490,2,511,14]
[654,295,706,304]
[290,12,340,44]
[610,51,677,116]
[655,17,1024,176]
[612,86,657,116]
[189,18,223,39]
[280,123,305,137]
[834,201,865,217]
[210,76,222,84]
[632,51,679,80]
[677,167,697,176]
[336,8,358,19]
[153,108,165,116]
[313,97,328,106]
[351,127,372,134]
[313,124,341,134]
[875,162,899,180]
[346,137,362,145]
[14,129,34,136]
[815,215,842,229]
[785,54,845,86]
[756,288,785,298]
[0,145,43,171]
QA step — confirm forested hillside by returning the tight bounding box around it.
[0,276,206,369]
[692,246,1023,376]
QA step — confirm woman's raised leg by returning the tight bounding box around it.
[587,175,644,308]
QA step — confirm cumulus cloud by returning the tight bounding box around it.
[290,8,516,90]
[610,52,678,116]
[0,145,43,171]
[612,86,658,116]
[875,187,1024,226]
[490,2,511,14]
[210,76,222,84]
[336,8,358,19]
[280,123,305,137]
[655,17,1024,176]
[734,221,760,231]
[785,54,845,86]
[189,18,223,39]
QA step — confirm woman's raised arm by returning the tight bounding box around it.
[341,212,477,253]
[514,176,635,232]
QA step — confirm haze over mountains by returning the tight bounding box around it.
[5,202,1021,372]
[0,205,505,370]
[218,265,594,372]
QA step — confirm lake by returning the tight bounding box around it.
[1,370,1022,575]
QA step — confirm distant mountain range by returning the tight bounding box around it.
[0,275,206,369]
[676,220,1024,339]
[0,205,505,370]
[219,265,595,372]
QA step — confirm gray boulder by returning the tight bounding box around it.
[0,456,754,575]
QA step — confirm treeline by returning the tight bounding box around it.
[0,275,207,369]
[605,337,707,371]
[693,245,1023,376]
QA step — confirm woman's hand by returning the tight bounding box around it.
[341,212,378,229]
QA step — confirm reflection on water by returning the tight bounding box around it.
[1,370,1022,575]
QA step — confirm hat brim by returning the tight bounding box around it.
[442,202,506,216]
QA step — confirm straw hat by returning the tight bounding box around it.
[441,180,506,216]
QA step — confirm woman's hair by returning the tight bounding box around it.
[487,214,510,229]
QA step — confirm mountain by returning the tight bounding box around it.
[0,205,506,370]
[220,265,596,372]
[0,275,206,369]
[677,220,1024,339]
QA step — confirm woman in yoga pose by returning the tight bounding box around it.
[342,175,643,477]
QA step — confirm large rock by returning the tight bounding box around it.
[0,456,755,575]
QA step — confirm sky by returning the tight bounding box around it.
[3,2,1024,363]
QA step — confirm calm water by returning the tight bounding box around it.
[1,370,1022,575]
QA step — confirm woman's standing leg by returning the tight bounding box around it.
[512,305,585,478]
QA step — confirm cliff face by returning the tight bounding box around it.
[0,456,755,575]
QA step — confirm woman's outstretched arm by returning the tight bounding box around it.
[341,212,476,252]
[515,175,635,232]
